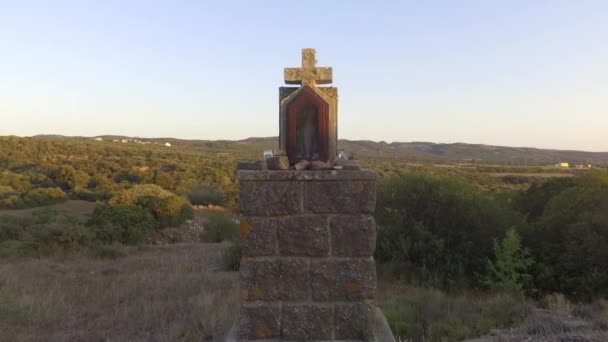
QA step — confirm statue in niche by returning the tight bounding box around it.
[296,103,319,160]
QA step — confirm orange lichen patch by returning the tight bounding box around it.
[251,287,265,300]
[353,181,366,193]
[347,281,361,294]
[271,193,281,203]
[255,324,273,339]
[240,289,249,300]
[240,220,252,237]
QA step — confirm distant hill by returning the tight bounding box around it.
[30,135,608,166]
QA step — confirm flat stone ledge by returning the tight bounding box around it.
[225,307,395,341]
[238,170,377,182]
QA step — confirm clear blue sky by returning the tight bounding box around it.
[1,1,607,151]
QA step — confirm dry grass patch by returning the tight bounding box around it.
[0,243,238,342]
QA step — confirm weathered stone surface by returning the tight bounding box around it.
[330,215,376,257]
[335,303,375,340]
[237,161,263,170]
[310,160,332,170]
[240,217,277,257]
[334,159,362,170]
[277,215,329,257]
[278,258,310,301]
[305,180,376,214]
[281,304,333,340]
[266,156,289,170]
[240,259,280,301]
[311,259,377,301]
[284,48,333,86]
[240,258,311,301]
[239,180,302,215]
[239,304,281,339]
[238,170,376,181]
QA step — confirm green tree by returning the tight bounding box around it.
[375,172,522,289]
[484,228,533,295]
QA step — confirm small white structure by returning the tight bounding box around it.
[164,142,172,147]
[94,137,103,142]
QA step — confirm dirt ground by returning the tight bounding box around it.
[0,243,238,342]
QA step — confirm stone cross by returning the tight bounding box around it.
[284,48,333,86]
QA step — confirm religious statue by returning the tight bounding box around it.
[296,104,319,160]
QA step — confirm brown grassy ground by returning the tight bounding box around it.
[0,200,98,218]
[0,243,238,342]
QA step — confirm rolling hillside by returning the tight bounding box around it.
[31,135,608,166]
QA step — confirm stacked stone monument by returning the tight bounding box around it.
[230,49,394,341]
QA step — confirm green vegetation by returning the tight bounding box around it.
[202,214,239,243]
[2,135,608,339]
[383,287,529,341]
[88,205,156,244]
[109,184,193,227]
[0,186,67,209]
[375,169,608,303]
[375,172,521,289]
[0,136,238,211]
[0,209,93,257]
[188,185,225,207]
[225,239,242,271]
[483,228,533,295]
[521,171,608,300]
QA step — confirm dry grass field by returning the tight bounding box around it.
[0,243,238,342]
[0,200,98,218]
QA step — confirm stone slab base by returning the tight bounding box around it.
[224,307,395,342]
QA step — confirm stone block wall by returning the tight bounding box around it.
[237,170,378,341]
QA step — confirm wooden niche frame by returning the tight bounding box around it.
[286,86,330,164]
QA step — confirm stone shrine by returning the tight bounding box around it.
[280,49,338,165]
[228,49,394,341]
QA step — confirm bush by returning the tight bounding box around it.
[522,170,608,300]
[88,205,156,244]
[109,184,193,227]
[187,185,225,207]
[203,214,239,243]
[483,228,533,296]
[384,287,529,342]
[0,187,67,209]
[0,209,93,256]
[375,172,522,289]
[22,187,67,207]
[224,239,242,271]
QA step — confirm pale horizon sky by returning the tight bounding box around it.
[1,1,607,152]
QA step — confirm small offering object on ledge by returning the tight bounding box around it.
[238,153,361,171]
[294,160,310,171]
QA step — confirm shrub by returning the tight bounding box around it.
[72,190,111,202]
[375,172,521,289]
[187,185,225,207]
[0,240,31,258]
[522,170,608,300]
[483,228,534,296]
[224,239,242,271]
[88,205,156,244]
[203,214,239,243]
[22,187,67,207]
[384,287,529,342]
[109,184,193,227]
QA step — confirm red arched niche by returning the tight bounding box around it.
[286,86,329,164]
